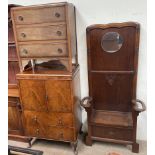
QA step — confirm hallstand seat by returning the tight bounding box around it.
[91,110,133,128]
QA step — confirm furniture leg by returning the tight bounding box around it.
[71,140,78,155]
[132,142,139,153]
[85,135,92,146]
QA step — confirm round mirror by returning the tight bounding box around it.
[101,32,123,53]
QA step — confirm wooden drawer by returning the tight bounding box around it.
[24,111,74,127]
[25,126,74,141]
[92,126,132,141]
[13,6,66,25]
[19,42,68,57]
[16,24,67,41]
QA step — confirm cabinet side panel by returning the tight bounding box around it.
[66,4,78,68]
[72,69,82,140]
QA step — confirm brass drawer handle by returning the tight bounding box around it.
[109,131,114,135]
[36,129,39,135]
[57,48,63,53]
[59,133,63,139]
[22,49,28,54]
[58,119,63,126]
[21,33,26,38]
[18,16,24,21]
[33,116,37,122]
[56,31,62,36]
[55,12,60,18]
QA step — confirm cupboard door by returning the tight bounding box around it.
[19,80,47,111]
[8,97,23,135]
[45,80,72,112]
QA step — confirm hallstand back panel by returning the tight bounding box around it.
[86,23,140,112]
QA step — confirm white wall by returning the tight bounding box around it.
[8,0,147,140]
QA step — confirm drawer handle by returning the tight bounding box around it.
[58,119,63,126]
[59,133,63,139]
[57,48,63,53]
[109,131,114,135]
[56,31,62,36]
[55,12,60,18]
[18,16,24,21]
[33,116,37,122]
[21,33,26,38]
[22,49,28,54]
[36,129,39,135]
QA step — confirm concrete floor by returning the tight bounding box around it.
[9,137,147,155]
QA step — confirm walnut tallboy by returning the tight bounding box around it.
[81,22,146,153]
[11,3,81,154]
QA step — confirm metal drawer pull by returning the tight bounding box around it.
[58,119,63,125]
[22,49,28,54]
[21,33,26,38]
[55,12,60,18]
[109,131,114,135]
[18,16,24,21]
[59,133,63,139]
[56,31,62,36]
[33,116,37,122]
[57,48,63,53]
[36,129,39,135]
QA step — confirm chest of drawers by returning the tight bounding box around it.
[11,2,77,72]
[11,3,81,154]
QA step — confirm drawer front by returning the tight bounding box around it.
[25,126,74,141]
[92,126,132,141]
[19,80,47,112]
[45,80,72,112]
[13,6,66,24]
[24,111,73,127]
[16,24,67,41]
[19,42,68,57]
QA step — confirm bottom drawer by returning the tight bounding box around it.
[92,126,133,141]
[25,126,75,141]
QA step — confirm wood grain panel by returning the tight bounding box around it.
[19,42,68,57]
[16,24,67,41]
[92,126,132,141]
[45,80,72,112]
[13,6,66,24]
[19,80,47,111]
[23,111,73,127]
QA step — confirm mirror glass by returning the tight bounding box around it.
[101,32,123,53]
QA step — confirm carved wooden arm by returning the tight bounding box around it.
[80,97,92,110]
[132,99,146,112]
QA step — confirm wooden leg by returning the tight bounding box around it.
[71,141,78,155]
[85,135,92,146]
[132,143,139,153]
[27,137,37,148]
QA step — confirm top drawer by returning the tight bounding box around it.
[12,6,66,25]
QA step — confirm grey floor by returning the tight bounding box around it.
[9,136,147,155]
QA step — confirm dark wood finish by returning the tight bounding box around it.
[81,22,146,153]
[11,2,78,72]
[8,4,32,145]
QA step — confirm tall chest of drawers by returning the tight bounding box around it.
[11,2,81,153]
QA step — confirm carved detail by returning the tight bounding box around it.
[105,75,116,86]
